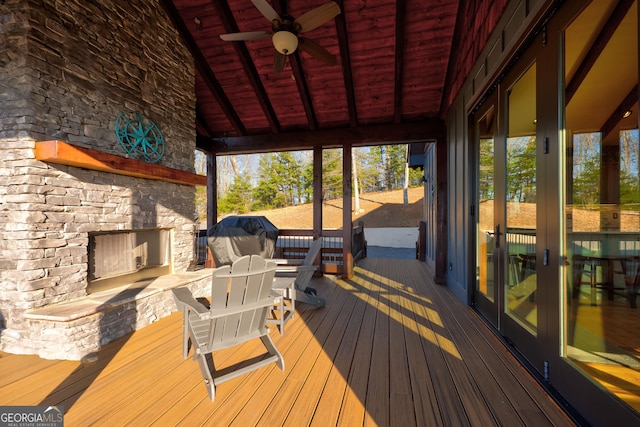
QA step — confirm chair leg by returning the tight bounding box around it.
[590,266,597,306]
[260,334,284,371]
[182,311,191,359]
[278,296,286,333]
[267,294,286,334]
[289,281,295,320]
[627,277,638,309]
[572,269,582,298]
[196,353,217,401]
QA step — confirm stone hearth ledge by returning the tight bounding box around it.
[22,269,213,360]
[24,269,212,322]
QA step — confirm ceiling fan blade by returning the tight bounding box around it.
[273,51,286,73]
[295,1,340,33]
[251,0,280,23]
[298,38,337,66]
[220,31,271,41]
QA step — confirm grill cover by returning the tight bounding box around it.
[207,216,279,266]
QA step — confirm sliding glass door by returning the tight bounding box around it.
[472,1,640,423]
[473,48,543,366]
[559,0,640,421]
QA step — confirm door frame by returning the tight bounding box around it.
[471,90,502,328]
[470,29,548,374]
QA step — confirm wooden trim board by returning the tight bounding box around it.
[35,140,206,186]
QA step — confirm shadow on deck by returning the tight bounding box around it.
[0,258,574,426]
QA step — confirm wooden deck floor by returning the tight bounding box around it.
[0,257,575,426]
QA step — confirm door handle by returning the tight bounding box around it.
[485,225,502,247]
[494,224,502,248]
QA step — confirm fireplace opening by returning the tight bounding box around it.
[88,229,172,293]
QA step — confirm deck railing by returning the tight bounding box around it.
[194,223,367,275]
[274,222,366,275]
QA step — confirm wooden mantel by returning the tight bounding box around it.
[35,140,206,186]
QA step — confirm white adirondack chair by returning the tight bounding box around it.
[172,255,284,401]
[272,238,326,307]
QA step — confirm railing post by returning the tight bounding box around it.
[418,221,426,261]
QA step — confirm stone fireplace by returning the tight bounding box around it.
[0,143,212,360]
[0,0,211,360]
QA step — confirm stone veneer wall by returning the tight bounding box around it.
[0,0,202,359]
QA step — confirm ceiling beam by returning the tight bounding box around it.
[334,0,357,127]
[159,0,246,135]
[203,120,445,154]
[602,85,638,139]
[566,0,633,104]
[394,0,406,124]
[212,0,281,133]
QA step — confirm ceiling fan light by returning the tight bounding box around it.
[272,31,298,55]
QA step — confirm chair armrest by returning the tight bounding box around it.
[271,258,304,266]
[270,289,285,299]
[276,264,317,275]
[172,287,209,317]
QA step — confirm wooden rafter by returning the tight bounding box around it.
[334,0,357,127]
[565,0,634,104]
[212,0,281,134]
[394,0,406,123]
[602,85,638,139]
[159,0,245,136]
[290,51,318,130]
[274,0,318,130]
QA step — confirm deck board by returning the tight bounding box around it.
[414,260,573,426]
[364,262,391,427]
[336,268,379,427]
[402,264,471,426]
[0,258,575,426]
[388,259,419,427]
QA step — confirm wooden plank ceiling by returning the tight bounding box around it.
[160,0,460,154]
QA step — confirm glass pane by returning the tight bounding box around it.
[505,63,537,334]
[477,109,496,302]
[563,0,640,414]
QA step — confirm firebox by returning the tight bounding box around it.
[88,229,172,293]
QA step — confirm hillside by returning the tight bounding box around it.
[223,187,425,229]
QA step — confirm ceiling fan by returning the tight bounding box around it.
[219,0,341,72]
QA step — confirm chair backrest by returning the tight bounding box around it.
[302,238,323,266]
[208,255,276,348]
[293,265,317,291]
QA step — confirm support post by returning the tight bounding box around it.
[313,146,323,270]
[205,151,217,267]
[343,144,353,278]
[435,134,447,284]
[206,151,217,230]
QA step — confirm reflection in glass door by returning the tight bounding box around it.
[505,64,537,334]
[475,100,498,325]
[562,0,640,415]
